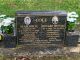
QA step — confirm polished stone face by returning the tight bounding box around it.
[16,11,67,47]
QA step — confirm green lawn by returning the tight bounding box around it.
[0,0,80,21]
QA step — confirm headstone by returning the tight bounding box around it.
[16,11,67,48]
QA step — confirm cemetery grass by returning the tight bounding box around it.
[0,0,80,22]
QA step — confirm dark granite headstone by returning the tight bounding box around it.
[16,11,67,47]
